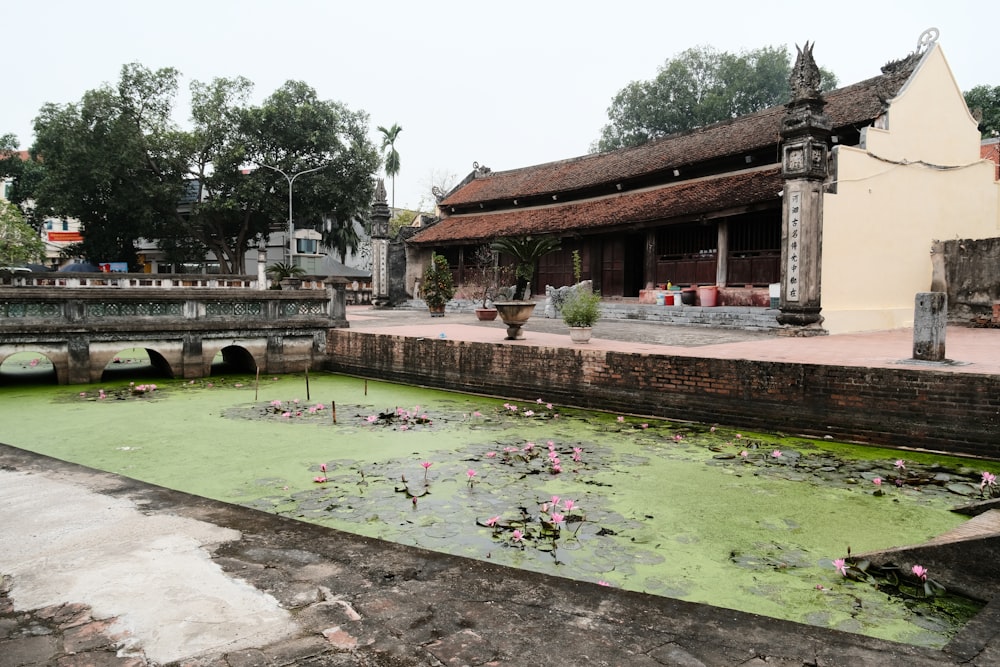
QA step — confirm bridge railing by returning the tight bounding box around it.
[0,272,264,289]
[0,277,350,332]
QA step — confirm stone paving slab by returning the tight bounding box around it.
[3,444,997,667]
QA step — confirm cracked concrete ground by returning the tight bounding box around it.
[3,444,998,666]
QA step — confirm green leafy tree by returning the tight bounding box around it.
[0,200,44,266]
[30,64,188,266]
[595,45,839,151]
[245,81,380,269]
[377,123,403,210]
[28,65,381,273]
[964,85,1000,138]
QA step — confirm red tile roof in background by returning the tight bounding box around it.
[412,166,782,245]
[437,61,917,209]
[981,139,1000,181]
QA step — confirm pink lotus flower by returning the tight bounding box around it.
[894,459,906,470]
[485,516,500,527]
[551,512,565,525]
[981,471,997,489]
[562,499,575,511]
[551,495,560,507]
[833,558,848,577]
[873,477,882,486]
[467,469,477,480]
[512,529,524,542]
[771,450,782,458]
[422,461,432,470]
[912,564,928,581]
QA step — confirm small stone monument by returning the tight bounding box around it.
[912,292,947,361]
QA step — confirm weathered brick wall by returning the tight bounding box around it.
[325,331,1000,460]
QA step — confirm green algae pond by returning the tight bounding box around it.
[1,351,997,648]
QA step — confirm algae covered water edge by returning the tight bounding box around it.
[0,366,994,648]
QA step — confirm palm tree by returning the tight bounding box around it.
[321,217,361,264]
[490,235,561,300]
[377,123,403,211]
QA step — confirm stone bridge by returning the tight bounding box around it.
[0,276,349,385]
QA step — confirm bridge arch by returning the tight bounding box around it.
[0,349,60,384]
[211,345,259,375]
[90,342,181,383]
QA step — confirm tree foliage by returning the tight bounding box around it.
[595,45,839,152]
[964,85,1000,138]
[377,123,402,210]
[26,63,380,272]
[0,199,44,266]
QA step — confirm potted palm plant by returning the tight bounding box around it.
[490,235,560,339]
[266,262,306,290]
[421,253,455,317]
[560,250,601,343]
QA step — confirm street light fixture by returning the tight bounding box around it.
[257,162,330,266]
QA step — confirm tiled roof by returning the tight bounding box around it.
[437,59,918,208]
[412,51,920,247]
[411,166,782,245]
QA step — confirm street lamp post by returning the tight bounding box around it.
[258,162,329,266]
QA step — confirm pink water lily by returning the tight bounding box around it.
[485,516,500,527]
[912,564,928,581]
[551,512,565,525]
[422,462,432,469]
[894,459,906,470]
[617,416,624,423]
[562,499,575,512]
[313,476,327,483]
[320,463,327,473]
[771,450,782,458]
[981,471,996,489]
[512,529,524,542]
[833,558,848,577]
[486,451,497,458]
[873,477,882,486]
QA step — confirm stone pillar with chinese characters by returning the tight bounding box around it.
[777,42,831,331]
[370,179,391,308]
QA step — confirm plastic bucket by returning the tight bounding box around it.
[698,285,718,307]
[655,293,665,306]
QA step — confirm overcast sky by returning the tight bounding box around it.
[5,1,996,212]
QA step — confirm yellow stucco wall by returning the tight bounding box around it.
[820,45,1000,334]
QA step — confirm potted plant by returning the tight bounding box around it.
[469,244,515,321]
[490,235,560,339]
[490,235,561,302]
[560,250,601,343]
[266,262,306,290]
[421,253,455,317]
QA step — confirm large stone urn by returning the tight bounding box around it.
[494,301,536,340]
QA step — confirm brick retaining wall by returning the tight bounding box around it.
[325,331,1000,460]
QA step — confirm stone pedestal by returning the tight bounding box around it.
[913,292,947,361]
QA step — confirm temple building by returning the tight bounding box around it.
[409,33,999,334]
